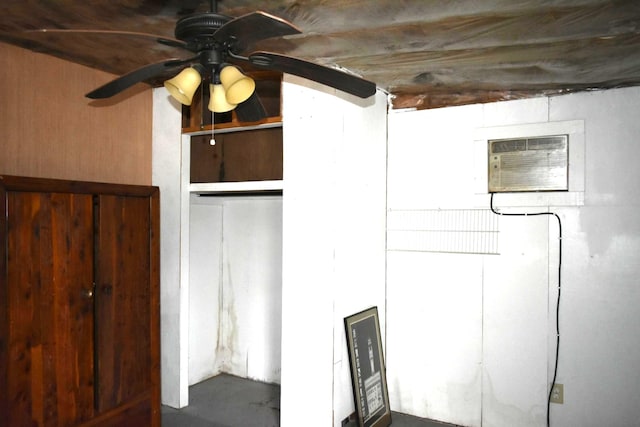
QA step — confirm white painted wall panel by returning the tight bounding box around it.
[386,251,483,427]
[387,104,483,210]
[221,198,283,383]
[280,79,343,427]
[151,88,187,407]
[387,103,486,426]
[188,198,222,385]
[281,76,387,427]
[482,215,549,427]
[547,87,640,427]
[482,97,549,127]
[332,87,388,427]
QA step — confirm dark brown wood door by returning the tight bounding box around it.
[5,191,96,426]
[94,195,152,416]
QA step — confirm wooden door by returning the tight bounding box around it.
[93,194,156,424]
[4,191,96,426]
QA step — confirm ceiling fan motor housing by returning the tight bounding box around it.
[174,13,232,44]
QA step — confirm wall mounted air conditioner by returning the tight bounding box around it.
[488,135,568,193]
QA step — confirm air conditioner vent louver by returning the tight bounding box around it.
[488,135,568,193]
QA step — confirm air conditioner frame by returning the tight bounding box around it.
[488,134,569,193]
[473,119,585,208]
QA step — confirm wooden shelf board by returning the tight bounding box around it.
[189,180,283,194]
[183,117,282,135]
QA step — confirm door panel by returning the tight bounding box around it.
[94,195,152,413]
[6,191,95,426]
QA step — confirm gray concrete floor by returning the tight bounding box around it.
[161,374,460,427]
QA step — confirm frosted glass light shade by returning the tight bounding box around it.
[208,84,237,113]
[219,65,255,104]
[164,67,202,105]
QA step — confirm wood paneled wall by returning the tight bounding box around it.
[0,42,152,185]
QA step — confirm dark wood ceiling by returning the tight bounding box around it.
[2,0,639,110]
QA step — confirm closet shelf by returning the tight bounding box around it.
[189,180,283,195]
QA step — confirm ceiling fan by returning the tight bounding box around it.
[34,0,377,122]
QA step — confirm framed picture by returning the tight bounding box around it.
[344,307,392,427]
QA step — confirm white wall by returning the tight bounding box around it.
[386,86,640,427]
[154,76,388,415]
[188,197,223,385]
[280,76,388,426]
[156,76,640,426]
[549,88,640,427]
[188,195,283,385]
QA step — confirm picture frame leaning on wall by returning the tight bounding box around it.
[344,306,392,427]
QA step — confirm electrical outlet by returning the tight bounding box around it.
[550,383,564,404]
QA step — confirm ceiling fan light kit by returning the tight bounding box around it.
[219,65,255,105]
[209,83,237,113]
[164,62,255,112]
[164,66,202,106]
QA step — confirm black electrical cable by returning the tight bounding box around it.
[490,193,562,427]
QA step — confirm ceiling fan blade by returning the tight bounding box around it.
[25,29,188,49]
[86,57,194,99]
[214,11,301,54]
[235,92,267,123]
[248,52,377,99]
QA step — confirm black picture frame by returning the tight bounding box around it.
[344,307,392,427]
